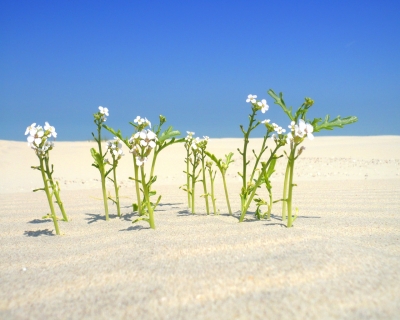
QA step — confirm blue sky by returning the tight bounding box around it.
[1,0,399,141]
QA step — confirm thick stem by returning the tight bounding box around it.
[113,161,121,217]
[240,146,280,222]
[141,166,155,229]
[186,148,191,208]
[101,168,109,221]
[191,157,197,214]
[201,156,210,215]
[40,157,60,235]
[241,110,257,213]
[133,154,142,215]
[221,173,232,215]
[97,124,109,221]
[44,157,68,221]
[249,135,268,183]
[287,147,296,228]
[282,161,290,221]
[208,169,217,214]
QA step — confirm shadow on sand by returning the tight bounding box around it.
[24,229,55,237]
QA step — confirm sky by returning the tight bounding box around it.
[1,0,399,141]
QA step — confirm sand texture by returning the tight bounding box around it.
[1,136,400,319]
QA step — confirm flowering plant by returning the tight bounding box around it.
[204,151,234,215]
[90,106,112,221]
[268,89,358,227]
[238,95,285,222]
[25,122,68,235]
[104,115,181,229]
[105,137,124,217]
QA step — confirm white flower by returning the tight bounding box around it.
[261,119,270,124]
[144,118,151,128]
[99,106,109,116]
[44,122,57,138]
[276,127,286,134]
[25,123,37,135]
[136,156,148,166]
[298,119,314,140]
[186,131,195,136]
[257,99,269,113]
[203,136,209,141]
[288,121,296,131]
[246,94,257,104]
[146,130,157,140]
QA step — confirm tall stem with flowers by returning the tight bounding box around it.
[25,122,67,235]
[238,95,285,222]
[105,138,124,217]
[90,106,112,221]
[268,89,358,227]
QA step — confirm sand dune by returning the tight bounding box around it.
[1,136,399,319]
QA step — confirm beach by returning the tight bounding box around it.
[1,136,399,319]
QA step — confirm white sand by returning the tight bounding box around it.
[0,136,399,319]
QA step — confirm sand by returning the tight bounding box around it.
[1,136,399,319]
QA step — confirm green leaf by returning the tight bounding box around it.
[313,115,358,132]
[158,126,181,144]
[268,89,294,121]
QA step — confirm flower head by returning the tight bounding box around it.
[246,94,257,104]
[106,137,124,161]
[257,99,269,113]
[44,122,57,138]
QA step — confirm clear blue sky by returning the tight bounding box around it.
[1,0,399,141]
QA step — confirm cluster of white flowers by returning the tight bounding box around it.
[25,122,57,156]
[246,94,269,113]
[98,106,109,122]
[106,137,124,161]
[192,136,209,151]
[287,119,314,142]
[272,122,286,134]
[128,129,157,166]
[185,131,195,141]
[133,116,151,128]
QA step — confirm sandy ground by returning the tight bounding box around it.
[1,136,400,319]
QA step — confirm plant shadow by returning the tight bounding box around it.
[24,229,55,237]
[85,213,119,224]
[119,225,148,232]
[28,219,52,224]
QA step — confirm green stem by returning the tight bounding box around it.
[239,145,280,222]
[221,173,232,215]
[44,156,68,221]
[201,155,210,215]
[141,166,155,229]
[249,135,268,183]
[208,169,217,214]
[113,160,121,217]
[39,157,60,235]
[97,125,109,221]
[241,110,257,213]
[282,160,290,221]
[133,154,142,215]
[186,148,191,208]
[287,147,296,228]
[191,156,197,214]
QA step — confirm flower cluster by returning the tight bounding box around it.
[129,129,158,166]
[246,94,269,113]
[191,135,209,151]
[287,119,314,145]
[133,116,151,129]
[98,106,109,122]
[106,137,124,161]
[25,122,57,156]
